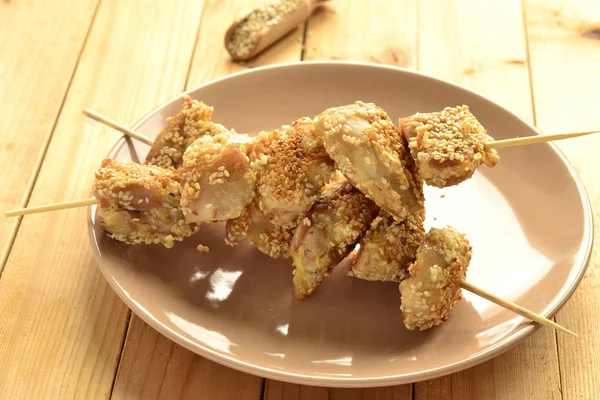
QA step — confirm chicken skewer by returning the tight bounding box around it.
[6,96,249,218]
[399,226,576,336]
[3,105,577,335]
[8,97,256,249]
[399,105,599,188]
[92,159,199,248]
[6,103,598,216]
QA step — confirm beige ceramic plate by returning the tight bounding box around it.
[89,61,592,387]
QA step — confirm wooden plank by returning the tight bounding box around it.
[111,318,263,400]
[0,0,99,269]
[111,1,305,399]
[414,1,564,399]
[265,0,417,397]
[0,1,205,398]
[303,0,418,68]
[265,380,412,400]
[524,0,600,398]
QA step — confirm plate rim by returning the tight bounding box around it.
[88,60,594,387]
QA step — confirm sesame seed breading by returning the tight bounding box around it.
[227,0,303,59]
[399,226,472,331]
[252,117,335,226]
[179,133,255,224]
[145,95,231,169]
[224,200,296,259]
[350,210,425,282]
[92,159,198,248]
[315,101,424,220]
[398,105,500,188]
[291,173,379,299]
[197,244,210,253]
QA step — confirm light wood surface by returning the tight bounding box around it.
[0,0,205,398]
[111,318,263,400]
[0,0,598,399]
[525,1,600,399]
[265,380,412,400]
[0,0,100,269]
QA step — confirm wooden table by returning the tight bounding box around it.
[1,0,598,398]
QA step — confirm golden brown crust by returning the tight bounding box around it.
[252,117,335,226]
[399,226,472,330]
[179,133,255,223]
[145,95,231,169]
[398,105,500,188]
[315,101,424,220]
[224,199,295,259]
[350,210,425,282]
[291,173,379,299]
[92,159,198,248]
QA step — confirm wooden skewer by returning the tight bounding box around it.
[460,281,576,337]
[4,111,153,218]
[1,109,586,336]
[487,130,599,149]
[84,107,598,152]
[0,203,579,336]
[4,198,99,218]
[82,109,154,146]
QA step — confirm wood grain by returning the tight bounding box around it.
[265,380,412,400]
[0,0,99,269]
[0,0,205,398]
[414,1,563,399]
[265,0,418,397]
[525,0,600,399]
[110,1,305,398]
[303,0,418,67]
[111,318,263,400]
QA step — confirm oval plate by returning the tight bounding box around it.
[88,61,592,387]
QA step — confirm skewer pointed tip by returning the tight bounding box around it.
[459,281,577,337]
[81,108,154,146]
[487,129,599,149]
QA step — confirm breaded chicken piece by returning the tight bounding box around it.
[225,199,296,259]
[399,226,472,330]
[252,117,335,226]
[315,101,423,220]
[223,118,335,258]
[350,210,425,282]
[350,137,426,282]
[398,105,500,188]
[180,133,255,224]
[92,159,198,248]
[291,173,379,299]
[145,95,231,168]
